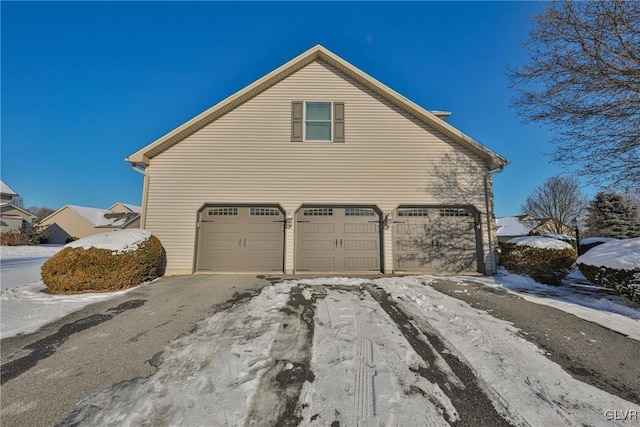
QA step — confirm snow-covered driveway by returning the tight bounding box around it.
[60,277,640,427]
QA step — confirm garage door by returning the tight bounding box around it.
[394,207,478,273]
[197,206,284,272]
[296,207,381,272]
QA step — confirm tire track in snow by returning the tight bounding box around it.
[353,307,375,425]
[364,283,514,427]
[245,285,322,427]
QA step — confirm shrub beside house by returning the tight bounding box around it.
[42,229,163,294]
[500,236,577,285]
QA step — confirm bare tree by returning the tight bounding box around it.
[509,0,640,188]
[522,176,587,234]
[26,206,55,221]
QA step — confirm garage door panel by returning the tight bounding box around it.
[248,222,283,233]
[301,257,335,270]
[197,206,284,272]
[343,239,378,251]
[299,223,334,234]
[205,239,239,250]
[344,257,378,269]
[394,207,477,273]
[204,257,238,268]
[247,257,283,268]
[247,239,282,251]
[302,239,335,251]
[296,207,381,272]
[343,222,377,234]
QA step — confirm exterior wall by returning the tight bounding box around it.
[1,194,14,203]
[0,205,35,233]
[1,216,26,233]
[143,60,493,274]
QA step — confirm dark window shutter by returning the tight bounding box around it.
[334,102,345,143]
[291,101,303,142]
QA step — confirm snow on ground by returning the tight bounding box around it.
[577,237,640,270]
[66,228,151,254]
[466,269,640,341]
[0,244,134,339]
[63,276,639,427]
[1,245,63,289]
[0,244,63,260]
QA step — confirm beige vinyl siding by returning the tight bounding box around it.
[144,60,492,274]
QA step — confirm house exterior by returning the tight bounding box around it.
[0,180,37,233]
[126,45,509,276]
[496,215,575,243]
[40,203,141,244]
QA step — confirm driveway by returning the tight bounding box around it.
[1,275,639,426]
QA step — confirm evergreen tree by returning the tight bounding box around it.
[585,192,640,238]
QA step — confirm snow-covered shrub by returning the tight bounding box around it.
[500,236,577,285]
[578,237,617,255]
[578,238,640,302]
[41,229,163,294]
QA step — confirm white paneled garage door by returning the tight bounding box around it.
[197,206,284,272]
[295,207,382,272]
[393,206,478,273]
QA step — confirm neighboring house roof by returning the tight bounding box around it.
[41,204,140,228]
[126,44,509,170]
[107,202,142,214]
[0,203,37,219]
[496,215,539,237]
[0,180,18,197]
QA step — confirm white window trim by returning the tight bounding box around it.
[303,101,333,143]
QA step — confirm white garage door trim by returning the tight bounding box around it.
[393,205,481,273]
[195,204,285,273]
[295,205,383,273]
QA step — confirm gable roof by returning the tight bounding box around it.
[126,45,509,170]
[0,203,37,219]
[107,202,142,213]
[0,180,17,197]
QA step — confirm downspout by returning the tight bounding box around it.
[484,165,505,275]
[129,163,149,229]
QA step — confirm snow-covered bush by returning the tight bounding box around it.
[41,229,163,294]
[578,237,617,255]
[500,236,577,285]
[577,238,640,302]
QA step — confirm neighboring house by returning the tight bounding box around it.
[126,45,509,275]
[40,203,141,244]
[496,215,574,243]
[0,180,37,233]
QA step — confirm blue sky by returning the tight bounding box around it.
[1,1,592,217]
